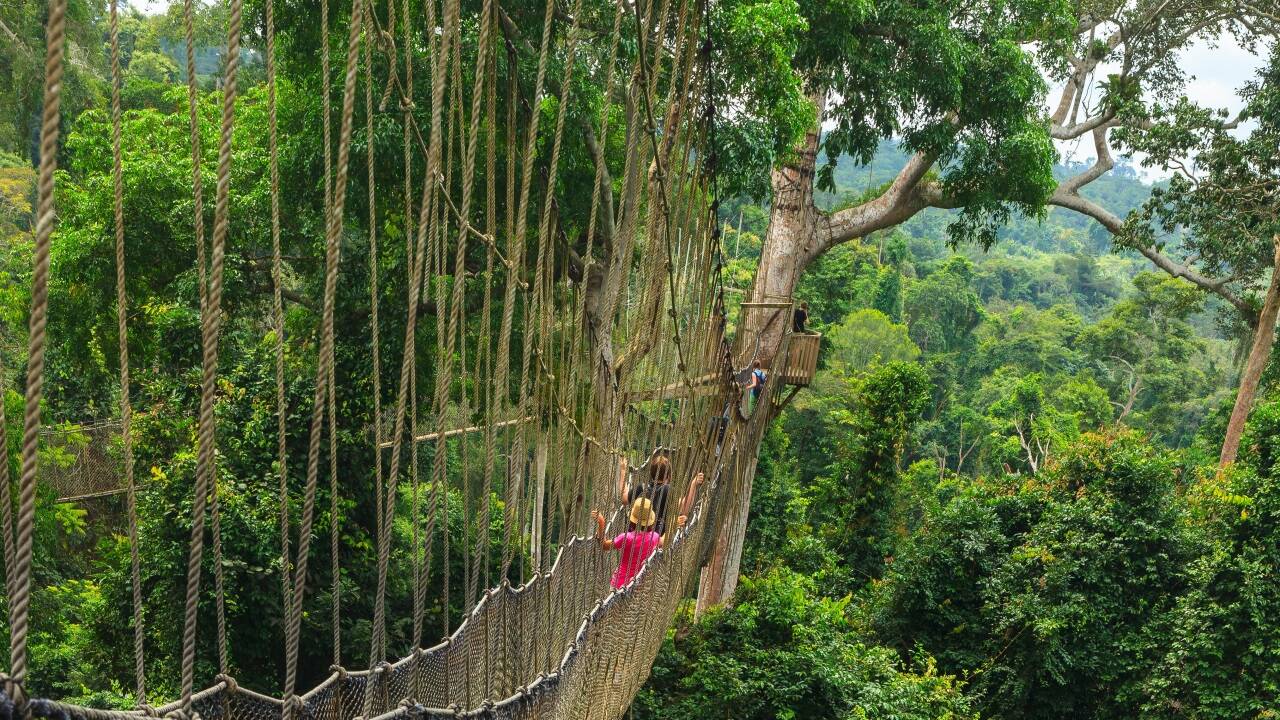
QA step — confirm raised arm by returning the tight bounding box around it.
[660,514,688,548]
[679,471,704,516]
[591,509,613,550]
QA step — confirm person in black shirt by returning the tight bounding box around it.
[793,301,810,334]
[615,454,704,535]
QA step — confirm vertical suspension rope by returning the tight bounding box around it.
[210,436,229,677]
[430,0,495,646]
[397,0,416,637]
[497,40,520,580]
[265,0,295,704]
[410,0,442,677]
[479,12,498,609]
[328,325,342,667]
[283,0,366,714]
[364,0,384,666]
[499,0,563,585]
[7,0,65,695]
[323,0,333,209]
[436,54,457,645]
[325,0,346,668]
[401,0,424,662]
[108,0,147,702]
[181,0,242,706]
[369,0,454,682]
[0,350,14,610]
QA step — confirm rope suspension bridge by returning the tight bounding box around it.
[0,0,815,717]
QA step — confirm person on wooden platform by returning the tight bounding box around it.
[793,301,810,334]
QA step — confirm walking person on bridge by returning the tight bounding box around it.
[615,455,704,535]
[746,360,767,409]
[592,498,684,589]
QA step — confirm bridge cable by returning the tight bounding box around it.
[281,0,367,715]
[107,0,148,703]
[263,0,296,709]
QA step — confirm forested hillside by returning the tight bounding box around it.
[633,149,1271,719]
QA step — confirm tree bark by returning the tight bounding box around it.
[739,99,826,367]
[693,93,824,613]
[1220,235,1280,468]
[695,455,756,613]
[695,91,949,610]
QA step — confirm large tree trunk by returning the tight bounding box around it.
[695,96,824,612]
[739,108,825,367]
[694,92,946,611]
[1220,235,1280,468]
[695,456,757,613]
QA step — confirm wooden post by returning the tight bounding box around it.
[530,435,548,570]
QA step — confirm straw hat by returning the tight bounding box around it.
[628,497,656,529]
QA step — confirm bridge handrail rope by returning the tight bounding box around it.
[0,0,815,715]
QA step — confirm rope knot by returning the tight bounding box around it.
[28,699,71,720]
[138,704,162,718]
[215,674,239,694]
[328,664,349,680]
[0,675,25,712]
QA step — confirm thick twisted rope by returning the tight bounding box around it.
[0,352,15,610]
[282,0,366,715]
[364,0,384,668]
[323,0,333,209]
[369,0,457,683]
[263,0,297,706]
[407,0,440,673]
[325,0,345,664]
[497,0,562,581]
[8,0,67,699]
[175,0,208,704]
[430,0,495,643]
[108,0,147,702]
[180,0,243,707]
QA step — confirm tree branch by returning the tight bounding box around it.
[581,120,618,248]
[0,18,34,58]
[1047,126,1255,320]
[814,150,950,255]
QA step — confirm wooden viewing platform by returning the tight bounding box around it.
[780,333,821,387]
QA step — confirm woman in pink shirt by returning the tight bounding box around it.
[591,497,685,589]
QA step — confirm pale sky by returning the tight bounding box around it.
[1055,34,1269,176]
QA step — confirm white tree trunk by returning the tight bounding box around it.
[530,435,548,570]
[1220,236,1280,467]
